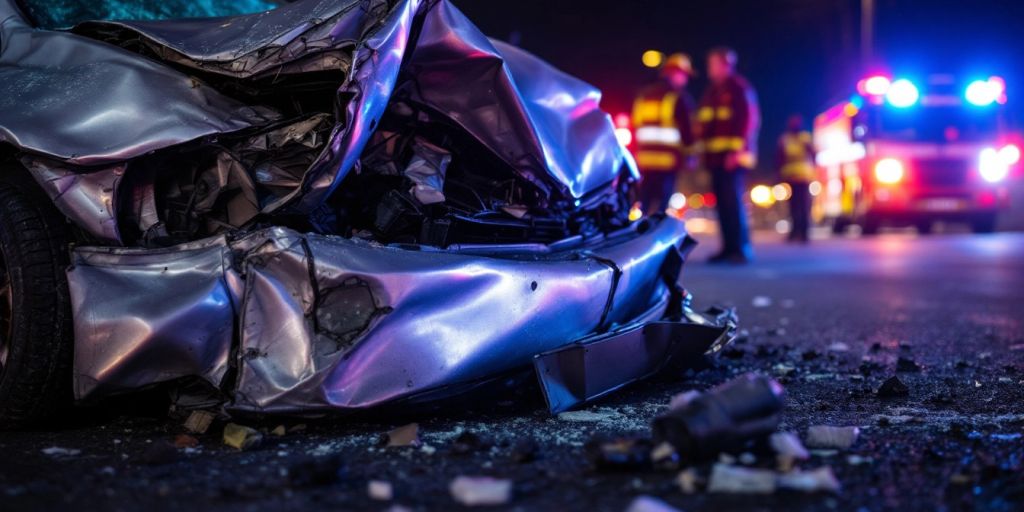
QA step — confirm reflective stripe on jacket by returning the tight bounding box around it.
[631,81,696,172]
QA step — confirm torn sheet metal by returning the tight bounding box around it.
[401,3,635,199]
[67,236,239,398]
[20,157,125,244]
[0,0,276,166]
[534,317,737,414]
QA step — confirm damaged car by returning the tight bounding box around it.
[0,0,735,427]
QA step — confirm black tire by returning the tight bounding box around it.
[0,167,73,430]
[915,220,934,235]
[971,214,997,234]
[831,217,850,235]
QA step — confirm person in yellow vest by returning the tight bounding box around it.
[631,53,698,214]
[777,114,816,243]
[697,47,759,264]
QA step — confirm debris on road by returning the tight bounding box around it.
[183,410,216,434]
[173,434,199,449]
[449,476,513,506]
[752,296,773,308]
[137,441,179,466]
[676,468,699,493]
[625,495,682,512]
[707,464,777,494]
[770,432,810,470]
[557,409,621,423]
[41,446,81,457]
[777,467,841,493]
[223,423,263,451]
[805,426,861,450]
[510,438,538,464]
[382,423,421,448]
[450,431,490,455]
[877,376,910,398]
[587,438,653,472]
[270,425,287,437]
[897,357,922,372]
[653,374,785,461]
[368,480,394,501]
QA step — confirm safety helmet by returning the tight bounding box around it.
[662,53,696,76]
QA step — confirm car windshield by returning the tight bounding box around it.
[874,105,1001,143]
[20,0,287,29]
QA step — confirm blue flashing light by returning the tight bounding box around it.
[886,79,919,108]
[965,79,1001,107]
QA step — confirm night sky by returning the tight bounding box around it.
[454,0,1024,172]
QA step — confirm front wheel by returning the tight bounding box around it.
[0,167,74,430]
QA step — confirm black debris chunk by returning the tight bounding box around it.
[877,376,910,398]
[510,438,539,464]
[652,373,785,462]
[897,357,921,372]
[135,440,179,466]
[585,438,653,472]
[450,431,491,455]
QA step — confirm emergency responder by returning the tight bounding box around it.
[631,53,698,214]
[697,47,760,264]
[777,114,816,243]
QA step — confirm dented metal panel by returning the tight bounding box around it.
[67,216,691,411]
[67,236,239,398]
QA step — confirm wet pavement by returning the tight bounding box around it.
[2,232,1023,511]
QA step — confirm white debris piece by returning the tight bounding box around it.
[676,468,699,494]
[777,466,842,493]
[805,426,860,449]
[625,495,682,512]
[707,464,777,494]
[827,341,850,352]
[771,432,810,460]
[449,476,512,506]
[667,390,699,411]
[752,296,773,308]
[368,480,393,501]
[41,446,81,457]
[556,409,619,423]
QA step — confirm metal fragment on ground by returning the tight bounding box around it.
[877,376,910,398]
[706,464,777,494]
[770,432,810,460]
[449,476,513,506]
[805,426,861,450]
[625,495,682,512]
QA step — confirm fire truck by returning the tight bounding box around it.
[814,73,1017,234]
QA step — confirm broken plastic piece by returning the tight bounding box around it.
[382,423,420,447]
[223,423,262,450]
[652,374,785,461]
[449,476,512,506]
[707,464,777,494]
[805,426,860,450]
[183,410,216,434]
[625,495,682,512]
[777,466,842,493]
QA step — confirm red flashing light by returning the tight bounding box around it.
[703,192,717,208]
[614,113,631,129]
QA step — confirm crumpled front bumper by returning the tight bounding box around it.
[68,215,732,413]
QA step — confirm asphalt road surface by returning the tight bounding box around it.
[2,231,1023,511]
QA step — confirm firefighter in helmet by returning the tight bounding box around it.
[697,47,760,264]
[777,114,816,243]
[631,53,698,214]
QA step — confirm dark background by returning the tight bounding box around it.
[454,0,1024,171]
